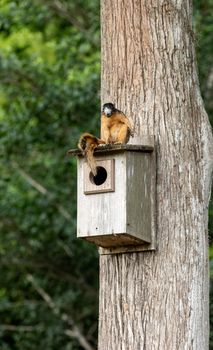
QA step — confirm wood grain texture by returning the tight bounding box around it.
[77,153,126,241]
[99,0,213,349]
[126,152,153,243]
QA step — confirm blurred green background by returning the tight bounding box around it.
[0,1,212,349]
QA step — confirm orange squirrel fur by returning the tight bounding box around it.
[78,133,105,176]
[101,103,134,144]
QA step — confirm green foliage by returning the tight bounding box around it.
[0,0,212,349]
[0,0,100,349]
[193,1,213,347]
[194,0,213,120]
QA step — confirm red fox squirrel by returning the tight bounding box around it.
[77,104,133,176]
[78,133,105,176]
[101,103,134,144]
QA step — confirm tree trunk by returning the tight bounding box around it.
[99,1,213,349]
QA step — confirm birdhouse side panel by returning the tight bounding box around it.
[126,152,152,243]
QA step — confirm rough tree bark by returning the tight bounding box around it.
[99,0,213,349]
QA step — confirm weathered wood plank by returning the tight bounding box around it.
[99,243,155,255]
[67,139,154,157]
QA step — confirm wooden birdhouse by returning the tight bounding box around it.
[68,137,156,254]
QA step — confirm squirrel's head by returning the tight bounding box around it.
[102,103,116,117]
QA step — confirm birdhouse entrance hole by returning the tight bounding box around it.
[89,166,107,186]
[83,158,115,194]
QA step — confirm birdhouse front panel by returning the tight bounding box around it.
[77,153,127,247]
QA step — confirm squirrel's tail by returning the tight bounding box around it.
[86,138,105,176]
[78,133,105,176]
[85,144,97,176]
